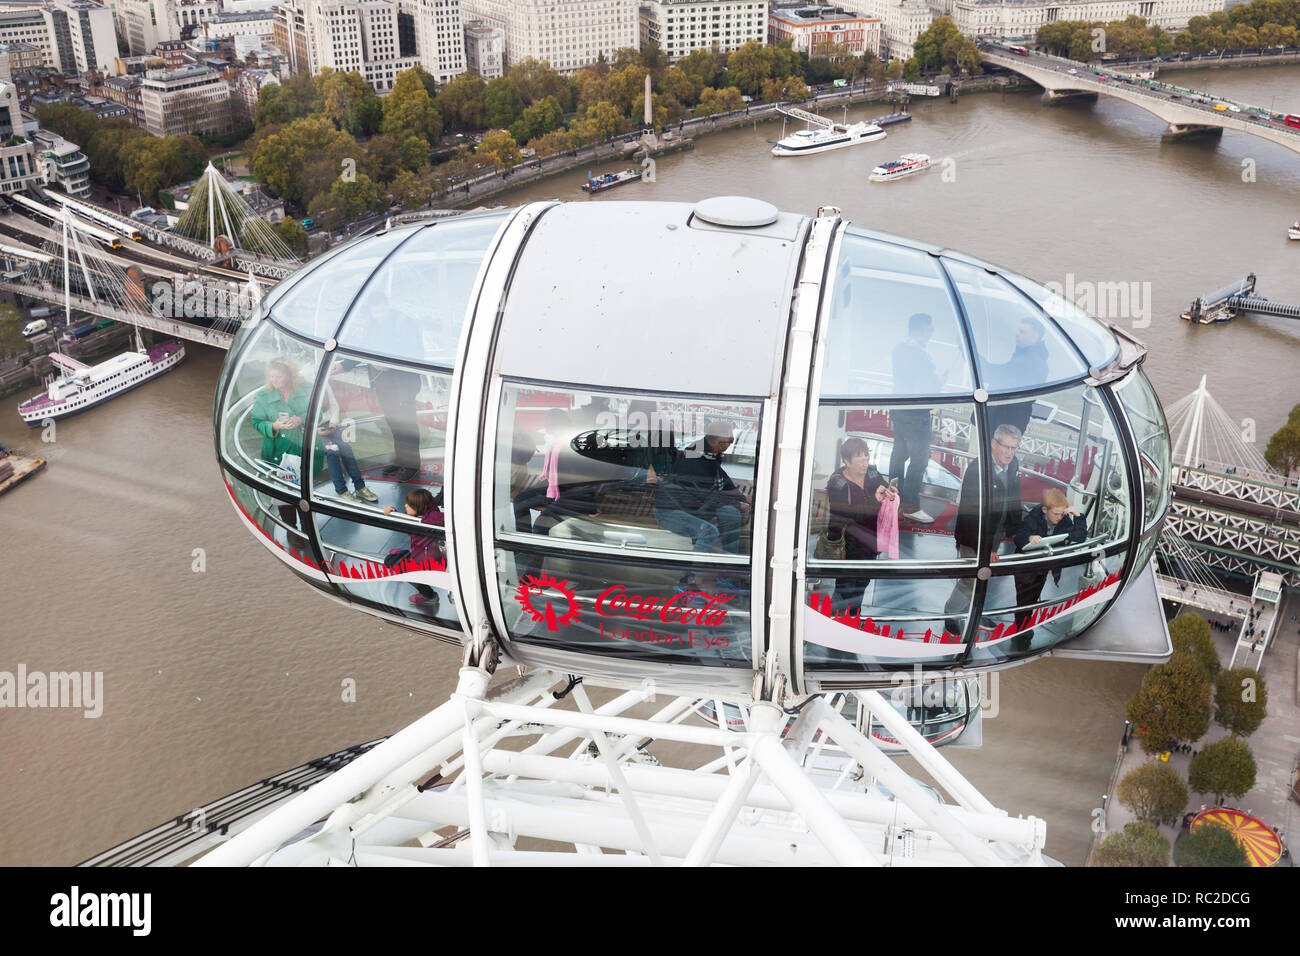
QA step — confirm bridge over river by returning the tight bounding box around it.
[983,44,1300,154]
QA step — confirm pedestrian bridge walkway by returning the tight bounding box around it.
[0,280,233,349]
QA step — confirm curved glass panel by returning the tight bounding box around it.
[265,228,415,340]
[336,213,507,366]
[496,546,752,668]
[986,382,1131,568]
[943,259,1088,393]
[807,401,980,569]
[495,383,761,560]
[315,509,460,632]
[309,355,450,509]
[1115,369,1172,530]
[1003,271,1121,369]
[222,468,325,581]
[821,233,973,398]
[219,322,324,494]
[970,549,1126,663]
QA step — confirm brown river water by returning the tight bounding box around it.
[2,66,1298,867]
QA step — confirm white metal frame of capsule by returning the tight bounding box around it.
[197,666,1047,867]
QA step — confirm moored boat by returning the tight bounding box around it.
[1288,220,1300,240]
[772,120,886,157]
[17,340,186,426]
[581,168,643,193]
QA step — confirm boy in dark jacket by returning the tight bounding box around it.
[653,420,750,554]
[1011,487,1088,648]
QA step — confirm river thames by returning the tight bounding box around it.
[1,65,1298,866]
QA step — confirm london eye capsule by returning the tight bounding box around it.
[213,198,1173,695]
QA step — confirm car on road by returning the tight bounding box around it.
[21,319,47,337]
[1067,68,1078,74]
[1226,104,1241,112]
[1213,103,1228,111]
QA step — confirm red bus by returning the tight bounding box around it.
[1285,114,1300,129]
[1007,44,1029,56]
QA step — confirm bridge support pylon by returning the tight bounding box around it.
[1162,124,1224,141]
[1041,89,1098,105]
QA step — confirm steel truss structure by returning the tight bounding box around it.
[1174,466,1300,514]
[196,668,1047,867]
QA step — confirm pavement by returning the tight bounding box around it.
[1096,592,1299,864]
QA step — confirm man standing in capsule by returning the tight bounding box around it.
[889,313,945,524]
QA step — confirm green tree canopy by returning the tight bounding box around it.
[1117,761,1189,825]
[1213,668,1268,736]
[273,218,307,255]
[436,72,487,131]
[253,116,358,204]
[476,128,521,170]
[484,77,525,129]
[1091,822,1171,866]
[317,69,381,135]
[329,172,381,220]
[0,302,25,355]
[696,85,745,116]
[384,69,443,143]
[1264,421,1300,476]
[1188,736,1256,802]
[510,96,564,144]
[1174,822,1249,867]
[1125,653,1212,754]
[1169,614,1220,680]
[507,57,569,108]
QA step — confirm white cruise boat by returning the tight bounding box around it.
[870,153,933,182]
[1288,220,1300,240]
[771,121,886,156]
[18,339,185,425]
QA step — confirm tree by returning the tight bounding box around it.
[1125,653,1212,754]
[658,66,700,107]
[696,86,745,116]
[400,135,429,173]
[318,69,380,135]
[581,101,629,140]
[509,96,563,144]
[330,172,380,220]
[525,128,576,158]
[1168,614,1220,679]
[507,57,568,108]
[1188,737,1256,803]
[1117,762,1189,825]
[253,116,358,203]
[913,16,981,74]
[1264,421,1300,476]
[484,77,525,129]
[363,134,403,185]
[885,59,904,80]
[902,58,921,82]
[435,72,487,131]
[274,218,307,255]
[1174,822,1248,867]
[1214,668,1268,736]
[1091,822,1170,867]
[725,39,780,95]
[384,69,443,143]
[678,46,726,92]
[388,167,433,208]
[476,129,520,170]
[0,302,25,355]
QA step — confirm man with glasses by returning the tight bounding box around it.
[943,424,1025,637]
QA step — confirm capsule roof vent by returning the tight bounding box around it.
[693,195,780,228]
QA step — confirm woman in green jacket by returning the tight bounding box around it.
[251,357,318,548]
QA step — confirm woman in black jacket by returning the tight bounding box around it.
[824,437,896,614]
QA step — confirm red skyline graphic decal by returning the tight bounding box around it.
[225,478,447,579]
[809,570,1122,645]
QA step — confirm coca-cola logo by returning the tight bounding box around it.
[595,584,732,628]
[513,577,734,633]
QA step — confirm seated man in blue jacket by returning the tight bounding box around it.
[1011,486,1088,649]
